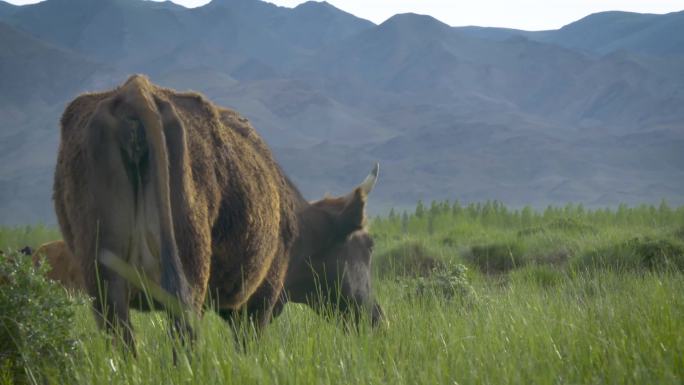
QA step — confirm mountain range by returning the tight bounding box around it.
[0,0,683,224]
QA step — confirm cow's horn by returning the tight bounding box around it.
[359,163,379,195]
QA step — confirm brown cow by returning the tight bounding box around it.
[31,240,85,292]
[53,75,382,349]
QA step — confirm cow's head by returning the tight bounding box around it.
[286,164,383,328]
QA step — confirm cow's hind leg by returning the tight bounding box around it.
[217,306,264,353]
[217,296,273,352]
[91,249,135,354]
[217,281,283,352]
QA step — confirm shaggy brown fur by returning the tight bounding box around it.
[54,75,382,349]
[32,240,85,292]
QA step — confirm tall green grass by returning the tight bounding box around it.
[0,225,61,251]
[373,200,684,275]
[29,273,682,385]
[1,201,683,384]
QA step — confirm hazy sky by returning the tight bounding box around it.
[5,0,684,30]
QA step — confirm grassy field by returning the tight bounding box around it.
[2,201,684,384]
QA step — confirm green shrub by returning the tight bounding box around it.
[399,264,476,304]
[516,226,545,237]
[465,242,526,274]
[0,251,80,384]
[518,218,595,237]
[440,235,457,247]
[509,265,565,289]
[633,237,684,271]
[375,240,447,278]
[529,249,570,266]
[547,218,595,233]
[674,226,684,241]
[575,236,684,273]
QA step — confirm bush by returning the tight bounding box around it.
[509,265,565,289]
[632,237,684,271]
[516,226,545,237]
[529,249,570,267]
[575,237,684,273]
[399,264,476,303]
[0,251,80,384]
[674,226,684,241]
[440,235,457,247]
[547,218,595,233]
[375,240,447,278]
[518,218,595,237]
[465,242,526,274]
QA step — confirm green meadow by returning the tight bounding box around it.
[2,201,683,384]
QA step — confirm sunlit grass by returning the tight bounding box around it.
[0,224,60,251]
[3,201,683,384]
[53,272,684,385]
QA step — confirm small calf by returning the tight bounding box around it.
[32,240,85,292]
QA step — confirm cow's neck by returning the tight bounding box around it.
[282,201,333,304]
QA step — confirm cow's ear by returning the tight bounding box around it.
[336,187,367,236]
[335,163,378,237]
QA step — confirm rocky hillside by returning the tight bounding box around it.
[0,0,682,224]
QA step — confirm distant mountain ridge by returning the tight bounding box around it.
[458,10,684,56]
[0,0,683,224]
